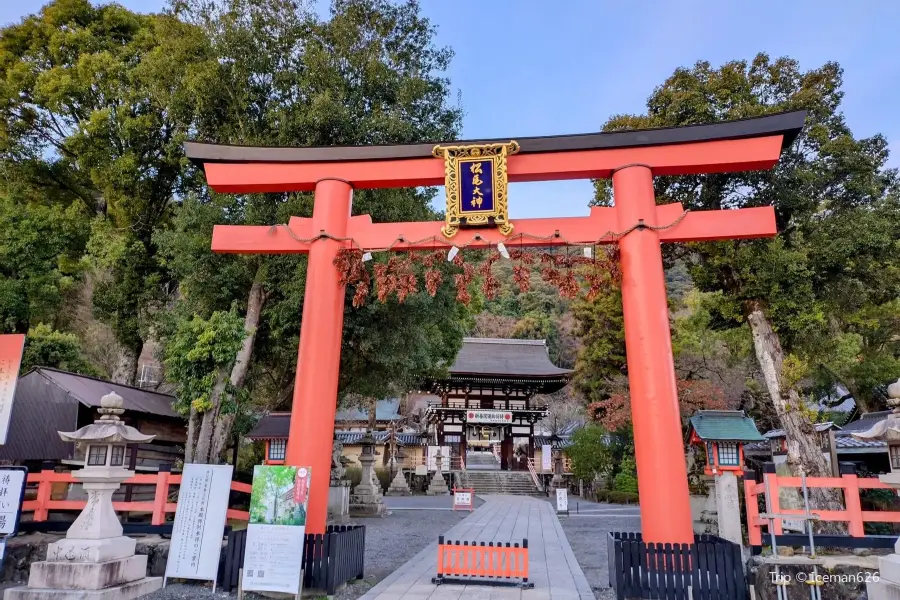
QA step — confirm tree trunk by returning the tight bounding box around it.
[111,345,139,386]
[188,277,267,464]
[211,278,267,461]
[185,406,199,464]
[747,302,845,533]
[368,399,377,430]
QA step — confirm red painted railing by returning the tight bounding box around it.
[744,472,900,546]
[23,469,251,525]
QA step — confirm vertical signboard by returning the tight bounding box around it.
[0,467,27,536]
[242,465,312,595]
[164,464,233,588]
[0,335,25,445]
[556,488,569,515]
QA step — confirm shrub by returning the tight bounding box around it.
[613,455,638,494]
[594,489,639,504]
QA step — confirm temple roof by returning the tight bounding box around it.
[688,410,765,442]
[185,111,806,165]
[448,338,572,379]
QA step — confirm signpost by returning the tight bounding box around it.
[164,464,233,590]
[556,488,569,516]
[0,334,25,445]
[242,465,312,597]
[452,488,474,512]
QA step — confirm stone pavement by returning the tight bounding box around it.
[358,495,594,600]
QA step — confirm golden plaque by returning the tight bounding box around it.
[432,141,519,239]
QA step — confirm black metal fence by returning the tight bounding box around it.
[221,524,365,594]
[607,532,747,600]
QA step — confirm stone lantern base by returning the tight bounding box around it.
[6,555,162,599]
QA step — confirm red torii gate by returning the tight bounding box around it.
[185,110,805,543]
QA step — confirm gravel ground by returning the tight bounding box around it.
[140,507,471,600]
[557,506,642,600]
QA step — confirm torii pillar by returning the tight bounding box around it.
[185,110,806,541]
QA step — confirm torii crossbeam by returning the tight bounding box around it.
[186,111,805,543]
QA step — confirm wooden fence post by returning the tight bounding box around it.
[763,469,783,535]
[33,462,55,522]
[842,472,864,537]
[151,464,172,526]
[743,473,762,547]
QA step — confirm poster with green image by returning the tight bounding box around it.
[243,465,312,593]
[248,465,309,526]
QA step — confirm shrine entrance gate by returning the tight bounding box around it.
[185,110,806,544]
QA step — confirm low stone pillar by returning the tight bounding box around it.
[328,482,350,524]
[714,471,741,545]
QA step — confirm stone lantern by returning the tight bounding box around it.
[549,434,566,491]
[426,449,449,496]
[386,441,411,496]
[349,431,385,517]
[5,391,162,599]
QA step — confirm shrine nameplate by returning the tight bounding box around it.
[433,141,518,239]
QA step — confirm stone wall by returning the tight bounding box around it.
[750,555,881,600]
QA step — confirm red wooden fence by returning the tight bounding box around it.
[744,471,900,546]
[23,469,251,525]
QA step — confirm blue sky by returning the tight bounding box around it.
[4,1,899,218]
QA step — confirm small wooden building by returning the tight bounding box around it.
[687,410,765,476]
[0,367,185,472]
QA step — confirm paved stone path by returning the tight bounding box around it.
[358,495,594,600]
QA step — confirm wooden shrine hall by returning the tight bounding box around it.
[423,337,571,471]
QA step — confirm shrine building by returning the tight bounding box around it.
[415,337,571,471]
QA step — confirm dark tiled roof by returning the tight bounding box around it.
[450,338,572,378]
[837,411,892,433]
[246,413,290,439]
[745,434,886,455]
[689,411,765,442]
[534,435,572,448]
[763,422,838,438]
[34,367,179,418]
[0,372,79,462]
[334,399,401,422]
[335,431,425,445]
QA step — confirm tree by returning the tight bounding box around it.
[20,323,99,376]
[161,308,247,463]
[0,0,216,383]
[0,189,89,333]
[572,287,626,406]
[566,424,613,482]
[156,0,469,463]
[593,55,899,522]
